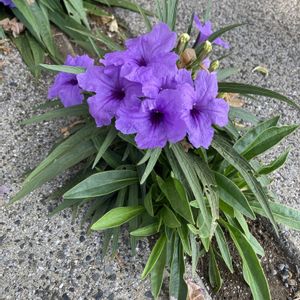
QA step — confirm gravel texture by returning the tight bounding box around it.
[1,0,299,299]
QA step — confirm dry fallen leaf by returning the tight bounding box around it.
[252,65,269,77]
[98,15,114,25]
[181,140,193,152]
[0,18,25,37]
[60,120,85,138]
[109,19,119,33]
[223,93,245,107]
[187,279,206,300]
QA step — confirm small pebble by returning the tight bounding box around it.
[288,279,297,286]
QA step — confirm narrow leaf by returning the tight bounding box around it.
[212,134,278,233]
[215,225,234,273]
[91,205,145,230]
[92,126,117,168]
[140,148,161,184]
[257,149,289,175]
[130,223,159,237]
[157,176,194,224]
[251,201,300,231]
[221,220,271,300]
[64,170,138,199]
[40,64,85,74]
[142,233,167,279]
[218,82,300,110]
[214,172,255,219]
[209,248,223,292]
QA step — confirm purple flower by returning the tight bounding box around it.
[182,70,229,149]
[141,68,193,98]
[48,54,94,107]
[194,16,229,49]
[0,0,15,8]
[101,23,178,83]
[77,65,143,127]
[118,90,187,149]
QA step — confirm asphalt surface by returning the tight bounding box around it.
[1,0,299,299]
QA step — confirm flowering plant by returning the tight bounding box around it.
[11,1,300,299]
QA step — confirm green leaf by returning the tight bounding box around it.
[83,1,112,17]
[63,0,90,29]
[137,149,154,165]
[66,26,122,51]
[221,220,271,300]
[13,0,58,58]
[11,139,97,203]
[151,241,167,299]
[22,105,89,124]
[25,124,100,183]
[190,233,202,275]
[229,107,259,125]
[134,0,152,31]
[160,205,181,228]
[209,248,223,293]
[203,0,212,22]
[169,235,188,299]
[195,24,243,54]
[209,23,243,43]
[218,82,300,110]
[234,211,265,256]
[217,68,239,81]
[257,149,289,175]
[193,156,219,221]
[156,176,194,224]
[169,144,213,237]
[212,134,278,233]
[91,205,145,230]
[47,9,101,56]
[177,223,192,256]
[130,223,159,237]
[94,0,153,15]
[144,186,154,216]
[64,170,138,199]
[214,172,255,219]
[242,125,298,160]
[40,64,85,74]
[215,225,234,273]
[234,116,280,153]
[165,0,178,30]
[142,233,167,279]
[251,201,300,231]
[140,148,161,184]
[92,126,117,168]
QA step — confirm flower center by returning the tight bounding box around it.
[136,56,147,67]
[190,104,200,119]
[67,78,78,86]
[112,88,126,101]
[150,110,164,126]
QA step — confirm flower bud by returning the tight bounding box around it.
[176,33,191,55]
[179,33,190,44]
[202,41,212,56]
[178,48,196,68]
[209,60,220,72]
[217,92,227,99]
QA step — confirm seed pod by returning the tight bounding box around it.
[179,48,196,68]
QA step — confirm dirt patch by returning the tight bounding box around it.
[198,219,300,300]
